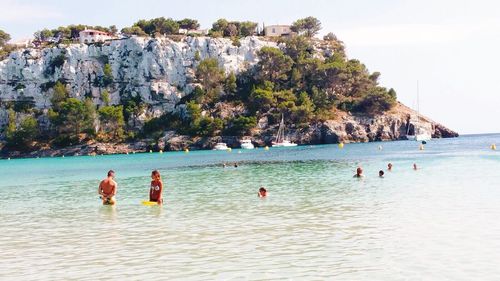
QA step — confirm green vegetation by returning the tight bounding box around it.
[121,18,200,37]
[1,17,399,152]
[291,16,322,37]
[0,29,10,47]
[5,110,39,151]
[209,19,257,37]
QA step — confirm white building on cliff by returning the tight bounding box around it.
[79,29,113,44]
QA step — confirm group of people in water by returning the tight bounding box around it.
[354,162,418,178]
[97,161,415,205]
[98,169,164,205]
[97,168,267,205]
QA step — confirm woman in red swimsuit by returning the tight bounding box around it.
[149,170,163,204]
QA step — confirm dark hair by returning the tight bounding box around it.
[107,170,115,177]
[379,170,384,176]
[259,187,267,192]
[152,170,161,180]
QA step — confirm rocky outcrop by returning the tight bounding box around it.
[0,36,458,158]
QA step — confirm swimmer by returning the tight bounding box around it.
[149,170,163,204]
[413,163,418,170]
[234,163,238,168]
[379,170,385,178]
[387,163,393,171]
[98,170,117,205]
[258,187,267,198]
[353,167,364,178]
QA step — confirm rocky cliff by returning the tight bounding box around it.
[0,35,457,156]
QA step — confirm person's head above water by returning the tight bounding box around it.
[107,170,115,178]
[379,170,384,177]
[258,187,267,197]
[355,167,363,177]
[151,170,161,181]
[413,163,418,170]
[387,163,393,170]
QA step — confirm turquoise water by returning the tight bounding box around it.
[1,134,500,280]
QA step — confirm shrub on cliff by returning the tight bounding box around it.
[5,112,39,151]
[0,29,10,47]
[210,19,257,37]
[98,105,125,141]
[225,116,257,136]
[196,58,225,102]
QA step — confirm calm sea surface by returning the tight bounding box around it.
[1,134,500,280]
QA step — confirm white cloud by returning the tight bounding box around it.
[0,0,63,22]
[336,20,500,47]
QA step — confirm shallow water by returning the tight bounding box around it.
[1,134,500,280]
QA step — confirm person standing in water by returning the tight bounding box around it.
[354,167,364,178]
[387,163,393,171]
[413,163,418,170]
[149,170,164,204]
[99,170,117,205]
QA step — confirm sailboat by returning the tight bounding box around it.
[272,114,298,147]
[406,81,432,141]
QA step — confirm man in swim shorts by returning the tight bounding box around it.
[98,170,117,205]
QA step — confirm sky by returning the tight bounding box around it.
[1,0,500,134]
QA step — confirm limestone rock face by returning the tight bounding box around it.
[0,36,275,127]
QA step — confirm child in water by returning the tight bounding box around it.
[379,170,385,178]
[258,187,267,198]
[149,170,163,204]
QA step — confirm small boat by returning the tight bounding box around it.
[213,142,229,150]
[406,81,431,141]
[272,114,297,147]
[240,139,254,149]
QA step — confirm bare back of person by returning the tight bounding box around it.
[99,170,117,205]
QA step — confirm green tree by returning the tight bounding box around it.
[51,81,69,111]
[50,98,96,143]
[355,87,397,114]
[226,116,257,136]
[196,58,225,101]
[6,116,39,151]
[291,16,322,37]
[256,47,293,83]
[224,72,237,94]
[5,109,16,141]
[0,29,10,47]
[34,29,54,41]
[239,21,258,36]
[98,105,125,141]
[121,26,147,36]
[177,18,200,30]
[101,90,110,106]
[102,63,113,86]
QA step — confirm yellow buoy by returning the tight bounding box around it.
[159,149,163,154]
[492,144,497,150]
[7,157,10,160]
[126,152,129,155]
[62,155,65,158]
[419,144,425,150]
[264,146,269,150]
[338,142,344,149]
[184,148,189,153]
[133,151,136,154]
[227,148,232,152]
[149,150,153,153]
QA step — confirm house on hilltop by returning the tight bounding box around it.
[79,29,113,43]
[264,25,292,37]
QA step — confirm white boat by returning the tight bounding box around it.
[213,142,229,150]
[406,81,431,141]
[272,115,297,147]
[240,139,254,149]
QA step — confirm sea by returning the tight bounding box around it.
[1,134,499,280]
